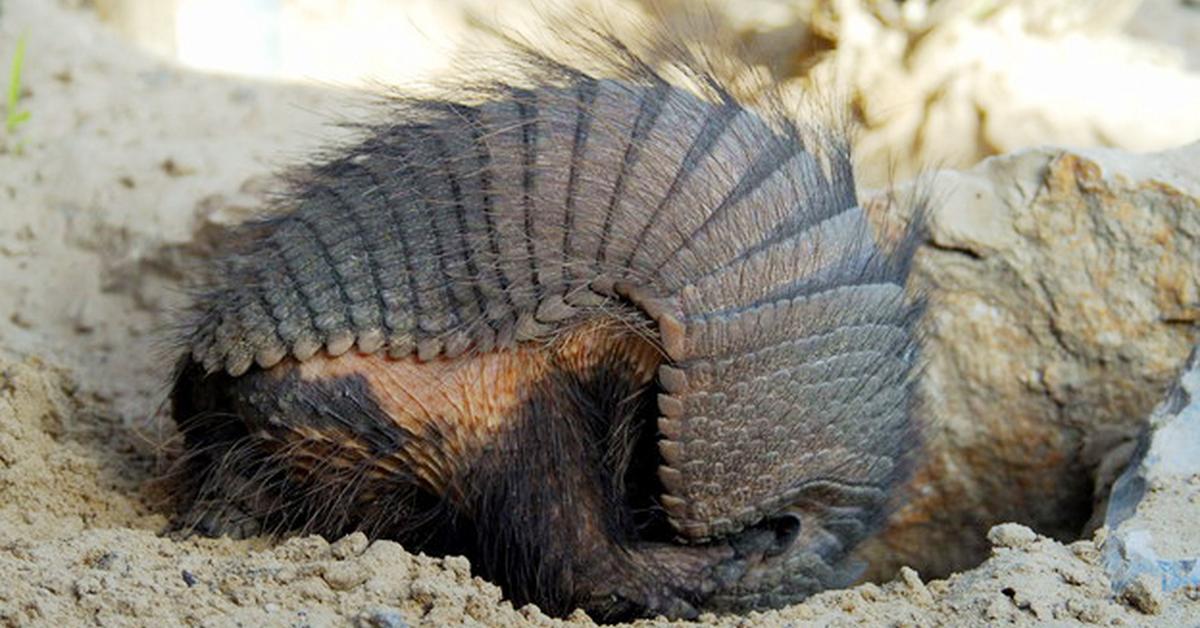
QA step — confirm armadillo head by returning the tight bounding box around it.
[575,510,875,620]
[571,400,911,620]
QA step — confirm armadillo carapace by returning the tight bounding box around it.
[170,44,924,621]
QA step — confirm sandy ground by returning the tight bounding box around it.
[1,0,1198,626]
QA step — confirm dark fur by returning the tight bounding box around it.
[174,324,760,620]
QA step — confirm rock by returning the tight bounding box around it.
[1103,345,1200,600]
[443,555,471,580]
[330,532,369,560]
[898,567,934,607]
[1121,574,1166,615]
[357,606,408,628]
[858,142,1200,580]
[321,561,369,591]
[987,524,1038,550]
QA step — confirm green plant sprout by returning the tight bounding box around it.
[5,33,30,151]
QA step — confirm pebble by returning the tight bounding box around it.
[409,580,439,606]
[181,569,198,587]
[1122,574,1164,615]
[357,606,408,628]
[331,532,369,560]
[322,561,370,591]
[899,567,934,606]
[987,523,1038,549]
[443,555,471,579]
[293,576,334,602]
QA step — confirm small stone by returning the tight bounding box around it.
[898,567,934,606]
[1122,574,1164,615]
[858,582,883,602]
[987,523,1038,549]
[74,575,101,596]
[322,561,369,591]
[280,535,330,560]
[443,555,471,579]
[409,580,439,606]
[1068,540,1100,565]
[292,576,333,602]
[361,540,410,566]
[1057,565,1088,586]
[357,606,408,628]
[518,603,543,618]
[331,532,370,560]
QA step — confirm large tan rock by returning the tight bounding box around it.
[859,142,1200,578]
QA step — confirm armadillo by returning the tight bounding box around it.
[170,40,924,621]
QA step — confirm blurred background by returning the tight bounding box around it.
[85,0,1200,185]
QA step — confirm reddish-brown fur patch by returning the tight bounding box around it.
[287,321,662,497]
